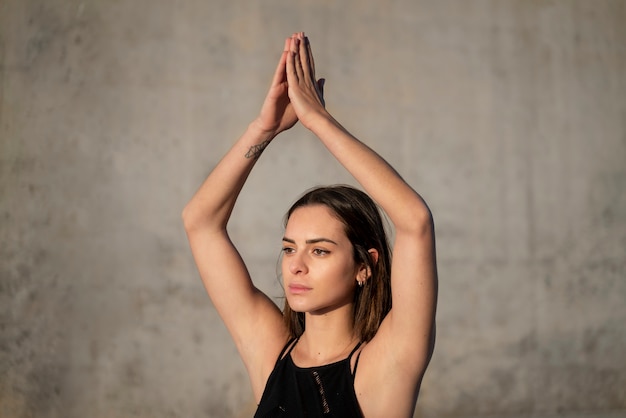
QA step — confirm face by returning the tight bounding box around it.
[282,205,362,315]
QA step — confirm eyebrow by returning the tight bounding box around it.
[282,237,338,246]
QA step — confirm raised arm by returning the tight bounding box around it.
[286,33,437,396]
[182,37,298,400]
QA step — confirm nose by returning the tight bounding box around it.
[287,252,308,275]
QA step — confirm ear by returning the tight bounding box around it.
[368,248,379,267]
[357,249,379,284]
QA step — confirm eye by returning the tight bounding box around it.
[312,248,330,256]
[282,247,295,255]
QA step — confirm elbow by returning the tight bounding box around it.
[181,204,196,232]
[416,206,434,236]
[181,203,207,233]
[399,201,434,237]
[182,203,226,234]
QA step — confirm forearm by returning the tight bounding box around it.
[308,114,431,233]
[182,122,274,232]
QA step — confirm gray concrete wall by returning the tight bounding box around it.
[1,1,625,417]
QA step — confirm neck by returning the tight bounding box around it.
[295,304,359,366]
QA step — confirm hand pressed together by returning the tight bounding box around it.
[252,37,298,137]
[286,32,327,130]
[253,32,326,137]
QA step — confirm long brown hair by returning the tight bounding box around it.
[282,185,392,342]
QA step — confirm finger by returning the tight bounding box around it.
[286,36,298,83]
[270,38,290,86]
[317,78,325,95]
[317,78,326,106]
[306,36,316,80]
[298,33,312,81]
[293,36,305,81]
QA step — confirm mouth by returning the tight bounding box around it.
[288,284,312,294]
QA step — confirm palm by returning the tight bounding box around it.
[258,80,297,135]
[252,40,300,137]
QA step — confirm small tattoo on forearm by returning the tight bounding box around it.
[245,140,270,159]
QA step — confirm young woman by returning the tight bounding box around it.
[182,32,438,418]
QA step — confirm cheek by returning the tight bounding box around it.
[280,257,289,278]
[331,258,359,285]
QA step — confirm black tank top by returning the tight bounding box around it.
[254,338,364,418]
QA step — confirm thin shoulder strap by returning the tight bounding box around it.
[348,341,364,376]
[278,337,299,362]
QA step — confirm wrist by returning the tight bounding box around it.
[301,110,337,136]
[247,119,278,141]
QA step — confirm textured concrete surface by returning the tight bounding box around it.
[1,1,625,417]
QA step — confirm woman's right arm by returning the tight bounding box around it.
[181,36,297,400]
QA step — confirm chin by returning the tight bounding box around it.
[286,298,309,313]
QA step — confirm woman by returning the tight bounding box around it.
[182,32,437,417]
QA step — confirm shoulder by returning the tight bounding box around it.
[242,323,292,403]
[352,332,429,417]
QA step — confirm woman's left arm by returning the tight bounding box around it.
[287,34,437,372]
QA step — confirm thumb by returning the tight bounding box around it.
[317,78,326,105]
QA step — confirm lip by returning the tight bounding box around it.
[288,284,312,294]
